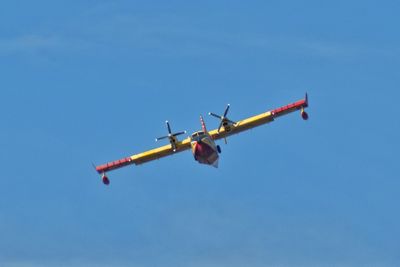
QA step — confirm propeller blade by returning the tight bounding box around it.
[223,104,230,117]
[156,136,169,141]
[166,121,172,134]
[209,112,223,119]
[173,131,186,137]
[171,142,177,152]
[227,118,236,125]
[157,121,186,142]
[217,121,224,133]
[209,104,236,133]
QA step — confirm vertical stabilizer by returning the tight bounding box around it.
[200,115,208,133]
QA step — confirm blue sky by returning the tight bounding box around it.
[1,1,400,266]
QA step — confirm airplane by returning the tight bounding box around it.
[95,94,309,185]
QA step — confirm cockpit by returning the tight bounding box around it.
[191,131,204,138]
[191,131,206,142]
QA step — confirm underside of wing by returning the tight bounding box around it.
[209,111,275,140]
[209,94,308,141]
[131,137,192,165]
[95,137,192,174]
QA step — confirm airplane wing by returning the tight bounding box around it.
[209,94,309,141]
[95,94,308,184]
[95,137,192,175]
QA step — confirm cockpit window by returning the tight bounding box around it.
[191,131,205,138]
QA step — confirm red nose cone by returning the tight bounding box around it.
[102,176,110,185]
[301,111,309,120]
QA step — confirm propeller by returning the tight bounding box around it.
[208,104,236,133]
[156,121,186,151]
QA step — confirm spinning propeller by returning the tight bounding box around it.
[156,121,186,152]
[208,104,236,144]
[208,104,236,133]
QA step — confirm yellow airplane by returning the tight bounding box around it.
[96,94,309,185]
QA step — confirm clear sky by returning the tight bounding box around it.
[1,1,399,266]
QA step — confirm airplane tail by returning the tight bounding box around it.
[200,115,208,132]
